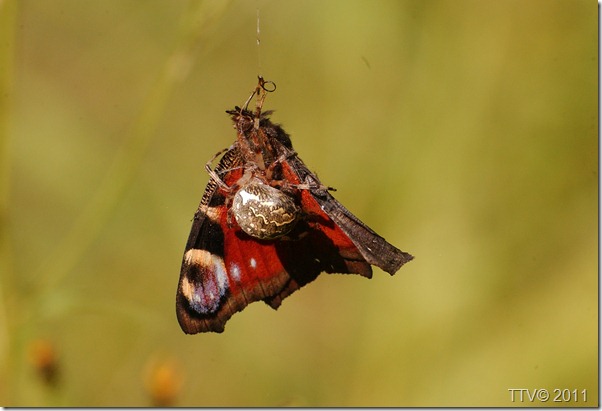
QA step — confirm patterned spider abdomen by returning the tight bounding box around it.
[232,180,299,240]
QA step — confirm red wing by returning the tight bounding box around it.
[176,150,374,334]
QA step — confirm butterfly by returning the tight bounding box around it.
[176,77,413,333]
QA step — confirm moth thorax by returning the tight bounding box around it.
[232,180,299,240]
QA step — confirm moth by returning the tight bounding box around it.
[176,77,413,333]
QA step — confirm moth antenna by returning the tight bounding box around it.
[241,86,258,112]
[240,77,275,113]
[254,77,275,117]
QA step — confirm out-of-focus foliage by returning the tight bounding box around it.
[0,0,596,406]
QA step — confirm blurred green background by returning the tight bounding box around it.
[0,0,597,407]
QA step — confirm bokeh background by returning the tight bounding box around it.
[0,0,597,407]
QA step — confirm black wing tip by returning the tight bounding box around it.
[382,250,414,275]
[402,251,414,262]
